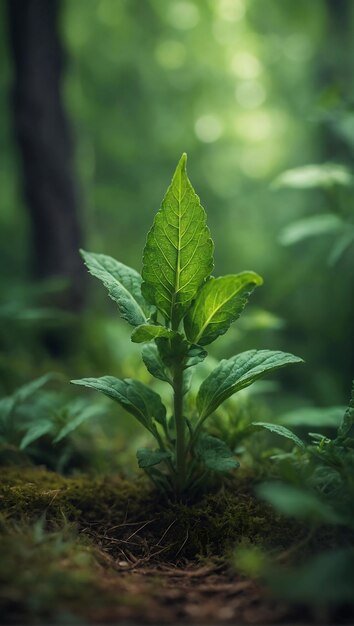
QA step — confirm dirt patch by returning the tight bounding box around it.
[90,560,297,624]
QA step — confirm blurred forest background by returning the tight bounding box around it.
[0,0,353,437]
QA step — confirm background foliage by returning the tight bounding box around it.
[0,0,353,410]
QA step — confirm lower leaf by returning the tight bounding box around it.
[136,447,172,468]
[195,433,239,472]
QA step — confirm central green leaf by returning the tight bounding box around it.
[142,153,214,327]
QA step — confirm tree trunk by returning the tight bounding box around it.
[7,0,86,312]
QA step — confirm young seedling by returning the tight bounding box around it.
[72,154,303,497]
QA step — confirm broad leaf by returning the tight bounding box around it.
[197,350,303,419]
[136,448,172,468]
[81,250,149,326]
[195,433,239,472]
[252,422,305,449]
[71,376,166,432]
[142,343,172,384]
[142,153,214,326]
[131,324,176,343]
[184,272,263,345]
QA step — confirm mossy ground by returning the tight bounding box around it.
[0,465,301,560]
[0,466,316,624]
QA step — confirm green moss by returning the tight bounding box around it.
[0,466,301,561]
[0,466,152,525]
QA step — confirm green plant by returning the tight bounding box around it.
[256,380,354,525]
[0,375,55,452]
[236,382,354,610]
[273,162,354,266]
[72,154,303,497]
[0,375,105,470]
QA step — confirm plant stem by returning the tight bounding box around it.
[173,360,186,494]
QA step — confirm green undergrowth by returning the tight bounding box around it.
[0,465,303,561]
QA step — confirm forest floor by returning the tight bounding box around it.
[0,466,352,624]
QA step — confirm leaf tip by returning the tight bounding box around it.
[179,152,187,170]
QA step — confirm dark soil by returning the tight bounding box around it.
[0,466,350,624]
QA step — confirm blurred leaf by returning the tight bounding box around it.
[12,374,57,405]
[53,403,105,443]
[328,229,354,265]
[0,374,57,429]
[238,308,284,331]
[257,482,342,524]
[20,421,53,450]
[279,214,343,246]
[268,548,354,605]
[273,163,354,189]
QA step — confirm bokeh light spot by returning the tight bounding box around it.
[155,40,186,69]
[216,0,245,22]
[230,51,261,79]
[234,111,273,142]
[194,114,223,143]
[168,1,200,30]
[235,80,266,109]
